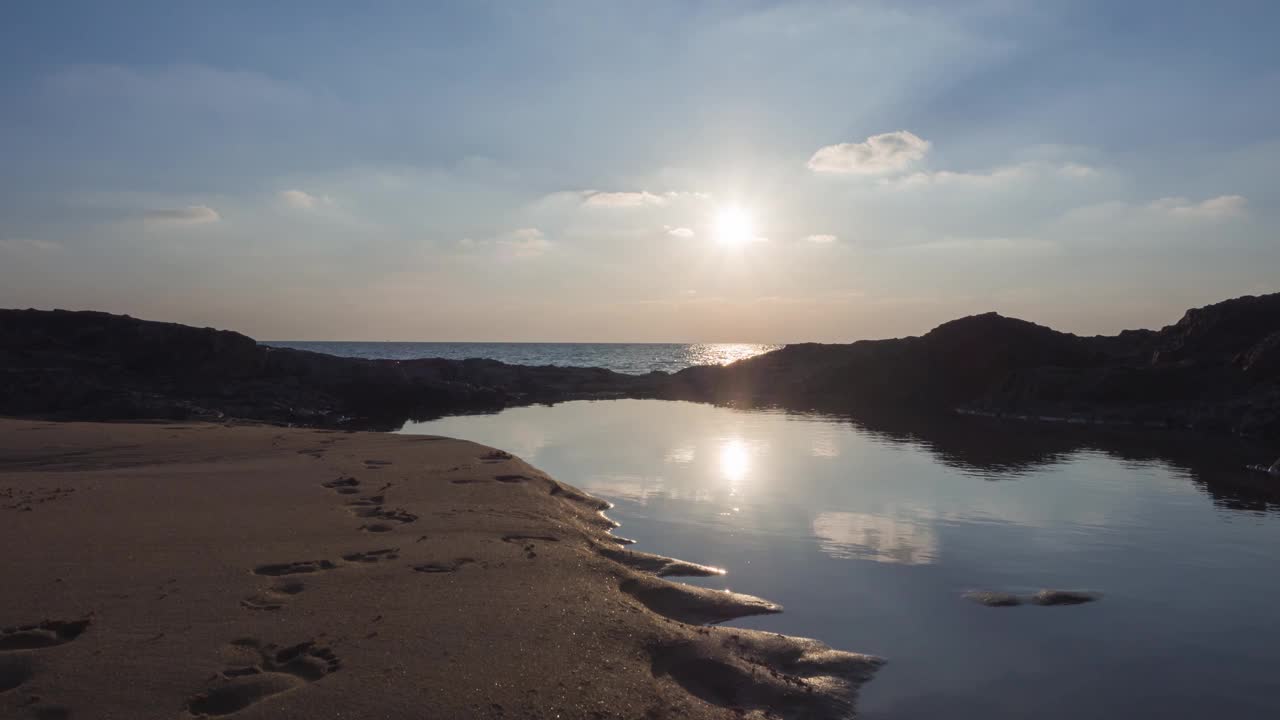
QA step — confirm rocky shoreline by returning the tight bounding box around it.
[3,292,1279,442]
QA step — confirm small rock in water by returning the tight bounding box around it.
[963,591,1023,607]
[963,589,1101,607]
[1029,589,1100,606]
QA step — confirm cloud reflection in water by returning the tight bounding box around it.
[812,511,939,565]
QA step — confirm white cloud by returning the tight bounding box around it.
[886,161,1098,189]
[1150,194,1247,219]
[457,228,550,257]
[1062,194,1248,227]
[805,234,838,244]
[663,191,712,202]
[1059,162,1099,178]
[143,205,220,225]
[807,130,930,175]
[899,236,1058,254]
[665,226,696,238]
[278,189,332,210]
[496,228,551,257]
[0,238,65,255]
[583,191,668,208]
[46,64,315,116]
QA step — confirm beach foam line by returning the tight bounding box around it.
[540,473,887,718]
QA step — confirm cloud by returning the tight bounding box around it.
[46,64,314,116]
[457,228,550,257]
[1150,194,1246,219]
[0,238,65,255]
[1061,194,1248,227]
[805,234,838,244]
[897,236,1058,254]
[583,191,668,208]
[278,189,332,210]
[496,228,551,257]
[665,226,695,238]
[1058,162,1098,178]
[807,130,930,175]
[578,190,711,208]
[886,161,1098,189]
[143,205,220,225]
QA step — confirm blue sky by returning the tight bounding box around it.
[1,1,1277,341]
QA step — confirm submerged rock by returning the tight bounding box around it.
[964,589,1101,607]
[963,591,1023,607]
[1245,458,1280,475]
[1029,589,1101,606]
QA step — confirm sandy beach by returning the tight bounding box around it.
[0,418,881,719]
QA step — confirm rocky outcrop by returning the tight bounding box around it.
[3,292,1279,441]
[659,294,1280,441]
[660,312,1124,410]
[0,309,664,429]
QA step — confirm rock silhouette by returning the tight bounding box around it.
[3,292,1278,441]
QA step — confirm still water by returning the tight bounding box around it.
[401,399,1280,719]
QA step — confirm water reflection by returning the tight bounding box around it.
[400,399,1280,720]
[812,511,938,565]
[836,408,1280,512]
[664,445,695,464]
[718,437,751,486]
[810,430,840,458]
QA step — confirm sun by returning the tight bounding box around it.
[714,206,755,246]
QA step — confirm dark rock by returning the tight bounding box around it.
[963,591,1023,607]
[0,308,664,428]
[3,291,1280,441]
[963,589,1100,607]
[1029,590,1101,606]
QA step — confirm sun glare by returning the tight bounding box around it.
[714,206,755,246]
[719,437,751,484]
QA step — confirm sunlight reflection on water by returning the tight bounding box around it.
[263,341,781,374]
[401,398,1280,720]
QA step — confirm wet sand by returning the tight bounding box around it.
[0,418,881,719]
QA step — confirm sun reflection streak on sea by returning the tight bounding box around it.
[262,341,782,375]
[682,343,782,368]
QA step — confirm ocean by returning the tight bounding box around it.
[261,341,782,375]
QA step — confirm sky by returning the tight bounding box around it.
[1,1,1277,342]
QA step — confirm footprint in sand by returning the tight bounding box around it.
[341,548,399,563]
[548,482,611,511]
[344,494,384,508]
[240,582,305,612]
[321,477,360,495]
[186,640,340,717]
[0,619,90,652]
[412,558,476,573]
[349,507,418,524]
[362,460,392,469]
[0,655,33,693]
[479,451,513,464]
[501,534,559,543]
[252,561,336,577]
[494,474,532,484]
[501,535,558,559]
